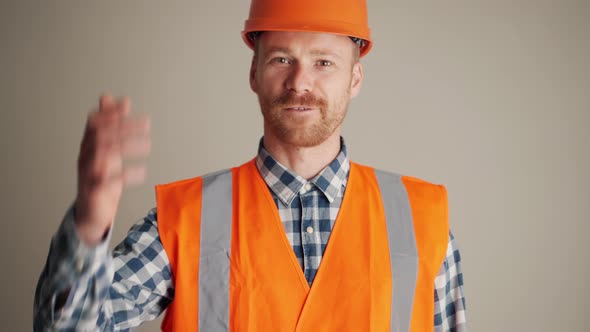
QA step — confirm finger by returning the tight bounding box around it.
[99,94,116,112]
[85,120,124,175]
[121,136,151,158]
[79,112,118,169]
[82,113,150,162]
[99,94,131,117]
[122,164,147,186]
[87,108,130,136]
[87,111,117,133]
[83,163,146,189]
[118,96,132,117]
[119,115,151,139]
[87,142,123,184]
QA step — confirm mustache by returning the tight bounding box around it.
[271,92,327,108]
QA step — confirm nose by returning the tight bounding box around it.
[284,63,313,93]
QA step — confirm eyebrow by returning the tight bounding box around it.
[264,47,291,56]
[310,49,343,59]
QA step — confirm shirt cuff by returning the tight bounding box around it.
[49,205,113,284]
[35,205,114,324]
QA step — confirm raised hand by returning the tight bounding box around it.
[74,94,151,245]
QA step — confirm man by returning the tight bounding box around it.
[34,0,466,331]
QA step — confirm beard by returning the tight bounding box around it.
[259,90,350,147]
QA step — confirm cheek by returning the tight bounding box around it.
[324,78,352,99]
[257,74,282,95]
[261,67,287,83]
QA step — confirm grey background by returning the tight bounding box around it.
[1,0,589,331]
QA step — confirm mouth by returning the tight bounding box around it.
[284,106,315,112]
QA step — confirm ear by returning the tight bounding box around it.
[349,61,363,98]
[249,56,258,93]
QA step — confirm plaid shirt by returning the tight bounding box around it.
[34,139,466,331]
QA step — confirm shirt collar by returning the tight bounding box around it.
[255,137,350,206]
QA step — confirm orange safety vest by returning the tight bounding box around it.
[156,159,448,332]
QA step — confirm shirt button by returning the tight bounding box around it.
[306,226,314,234]
[300,183,312,195]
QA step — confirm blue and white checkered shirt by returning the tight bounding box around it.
[34,138,467,331]
[256,140,350,285]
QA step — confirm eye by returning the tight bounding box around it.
[271,57,291,65]
[318,60,333,67]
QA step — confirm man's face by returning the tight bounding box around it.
[250,31,363,148]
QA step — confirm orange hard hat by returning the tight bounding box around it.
[242,0,373,57]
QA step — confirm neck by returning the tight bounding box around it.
[263,131,341,180]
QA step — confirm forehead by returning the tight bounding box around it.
[257,31,355,57]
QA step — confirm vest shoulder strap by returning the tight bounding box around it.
[401,174,450,332]
[156,169,233,332]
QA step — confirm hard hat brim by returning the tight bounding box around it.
[242,19,373,57]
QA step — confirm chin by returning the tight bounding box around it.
[279,127,335,148]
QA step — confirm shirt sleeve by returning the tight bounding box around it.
[433,231,467,332]
[33,207,174,331]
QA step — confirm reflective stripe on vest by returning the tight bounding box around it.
[375,170,418,332]
[156,159,448,332]
[199,170,233,330]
